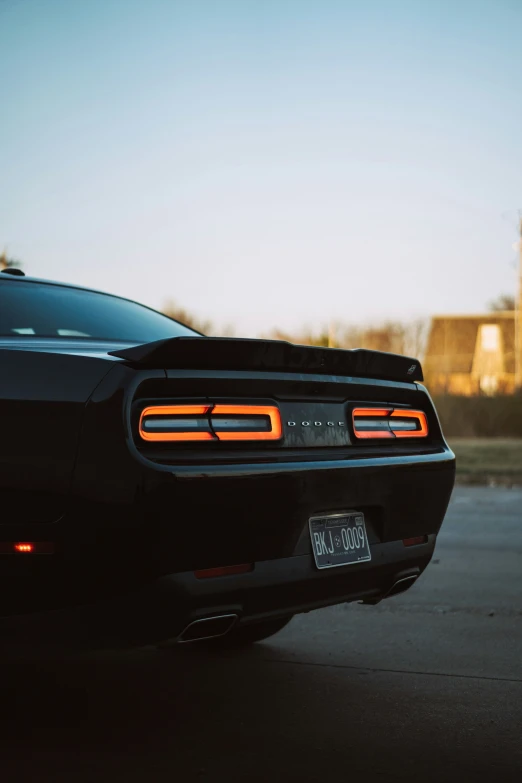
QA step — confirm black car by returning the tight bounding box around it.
[0,269,455,647]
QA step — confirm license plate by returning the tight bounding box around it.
[309,512,371,569]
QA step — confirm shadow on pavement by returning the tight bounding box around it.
[0,641,520,782]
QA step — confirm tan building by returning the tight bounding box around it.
[423,312,516,395]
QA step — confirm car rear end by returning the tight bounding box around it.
[52,337,455,645]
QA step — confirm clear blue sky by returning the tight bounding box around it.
[1,0,521,335]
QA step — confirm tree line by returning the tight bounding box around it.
[1,252,514,364]
[163,292,516,362]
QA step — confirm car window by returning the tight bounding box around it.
[0,282,198,342]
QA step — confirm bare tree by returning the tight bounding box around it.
[161,301,428,357]
[162,301,237,337]
[263,318,429,359]
[162,300,213,335]
[488,293,516,311]
[261,326,330,347]
[0,251,21,270]
[402,318,430,359]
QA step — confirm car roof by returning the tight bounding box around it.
[0,271,153,309]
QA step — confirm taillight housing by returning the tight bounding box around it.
[139,404,282,443]
[139,405,214,442]
[210,405,282,441]
[352,408,428,439]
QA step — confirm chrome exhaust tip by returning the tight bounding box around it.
[177,614,238,644]
[360,573,419,605]
[384,574,418,598]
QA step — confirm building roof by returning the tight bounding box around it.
[424,312,516,375]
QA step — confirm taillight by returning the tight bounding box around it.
[0,542,55,554]
[352,408,395,439]
[211,405,282,441]
[139,405,214,442]
[139,404,282,443]
[352,408,428,439]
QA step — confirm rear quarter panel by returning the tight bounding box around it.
[0,349,116,524]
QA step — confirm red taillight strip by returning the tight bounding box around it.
[352,408,428,439]
[390,409,428,438]
[139,405,214,442]
[211,405,282,441]
[139,404,282,442]
[352,408,394,439]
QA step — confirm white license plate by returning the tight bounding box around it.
[309,512,371,569]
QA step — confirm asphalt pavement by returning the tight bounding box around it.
[1,486,521,782]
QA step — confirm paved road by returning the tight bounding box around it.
[1,486,521,782]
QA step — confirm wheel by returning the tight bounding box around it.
[212,615,294,647]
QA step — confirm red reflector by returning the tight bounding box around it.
[402,536,428,547]
[0,542,55,555]
[194,563,253,579]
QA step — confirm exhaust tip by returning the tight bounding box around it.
[385,574,418,598]
[178,614,238,644]
[360,573,420,606]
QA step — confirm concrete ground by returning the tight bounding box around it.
[1,486,521,782]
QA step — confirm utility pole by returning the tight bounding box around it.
[517,213,522,391]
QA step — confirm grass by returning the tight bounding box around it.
[448,438,522,486]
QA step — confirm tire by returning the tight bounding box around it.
[215,615,294,646]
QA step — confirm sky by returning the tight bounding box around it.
[1,0,521,336]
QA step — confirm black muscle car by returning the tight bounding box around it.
[0,269,455,647]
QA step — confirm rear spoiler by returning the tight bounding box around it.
[109,337,423,383]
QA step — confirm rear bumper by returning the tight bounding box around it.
[0,443,454,645]
[143,534,435,629]
[0,536,435,648]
